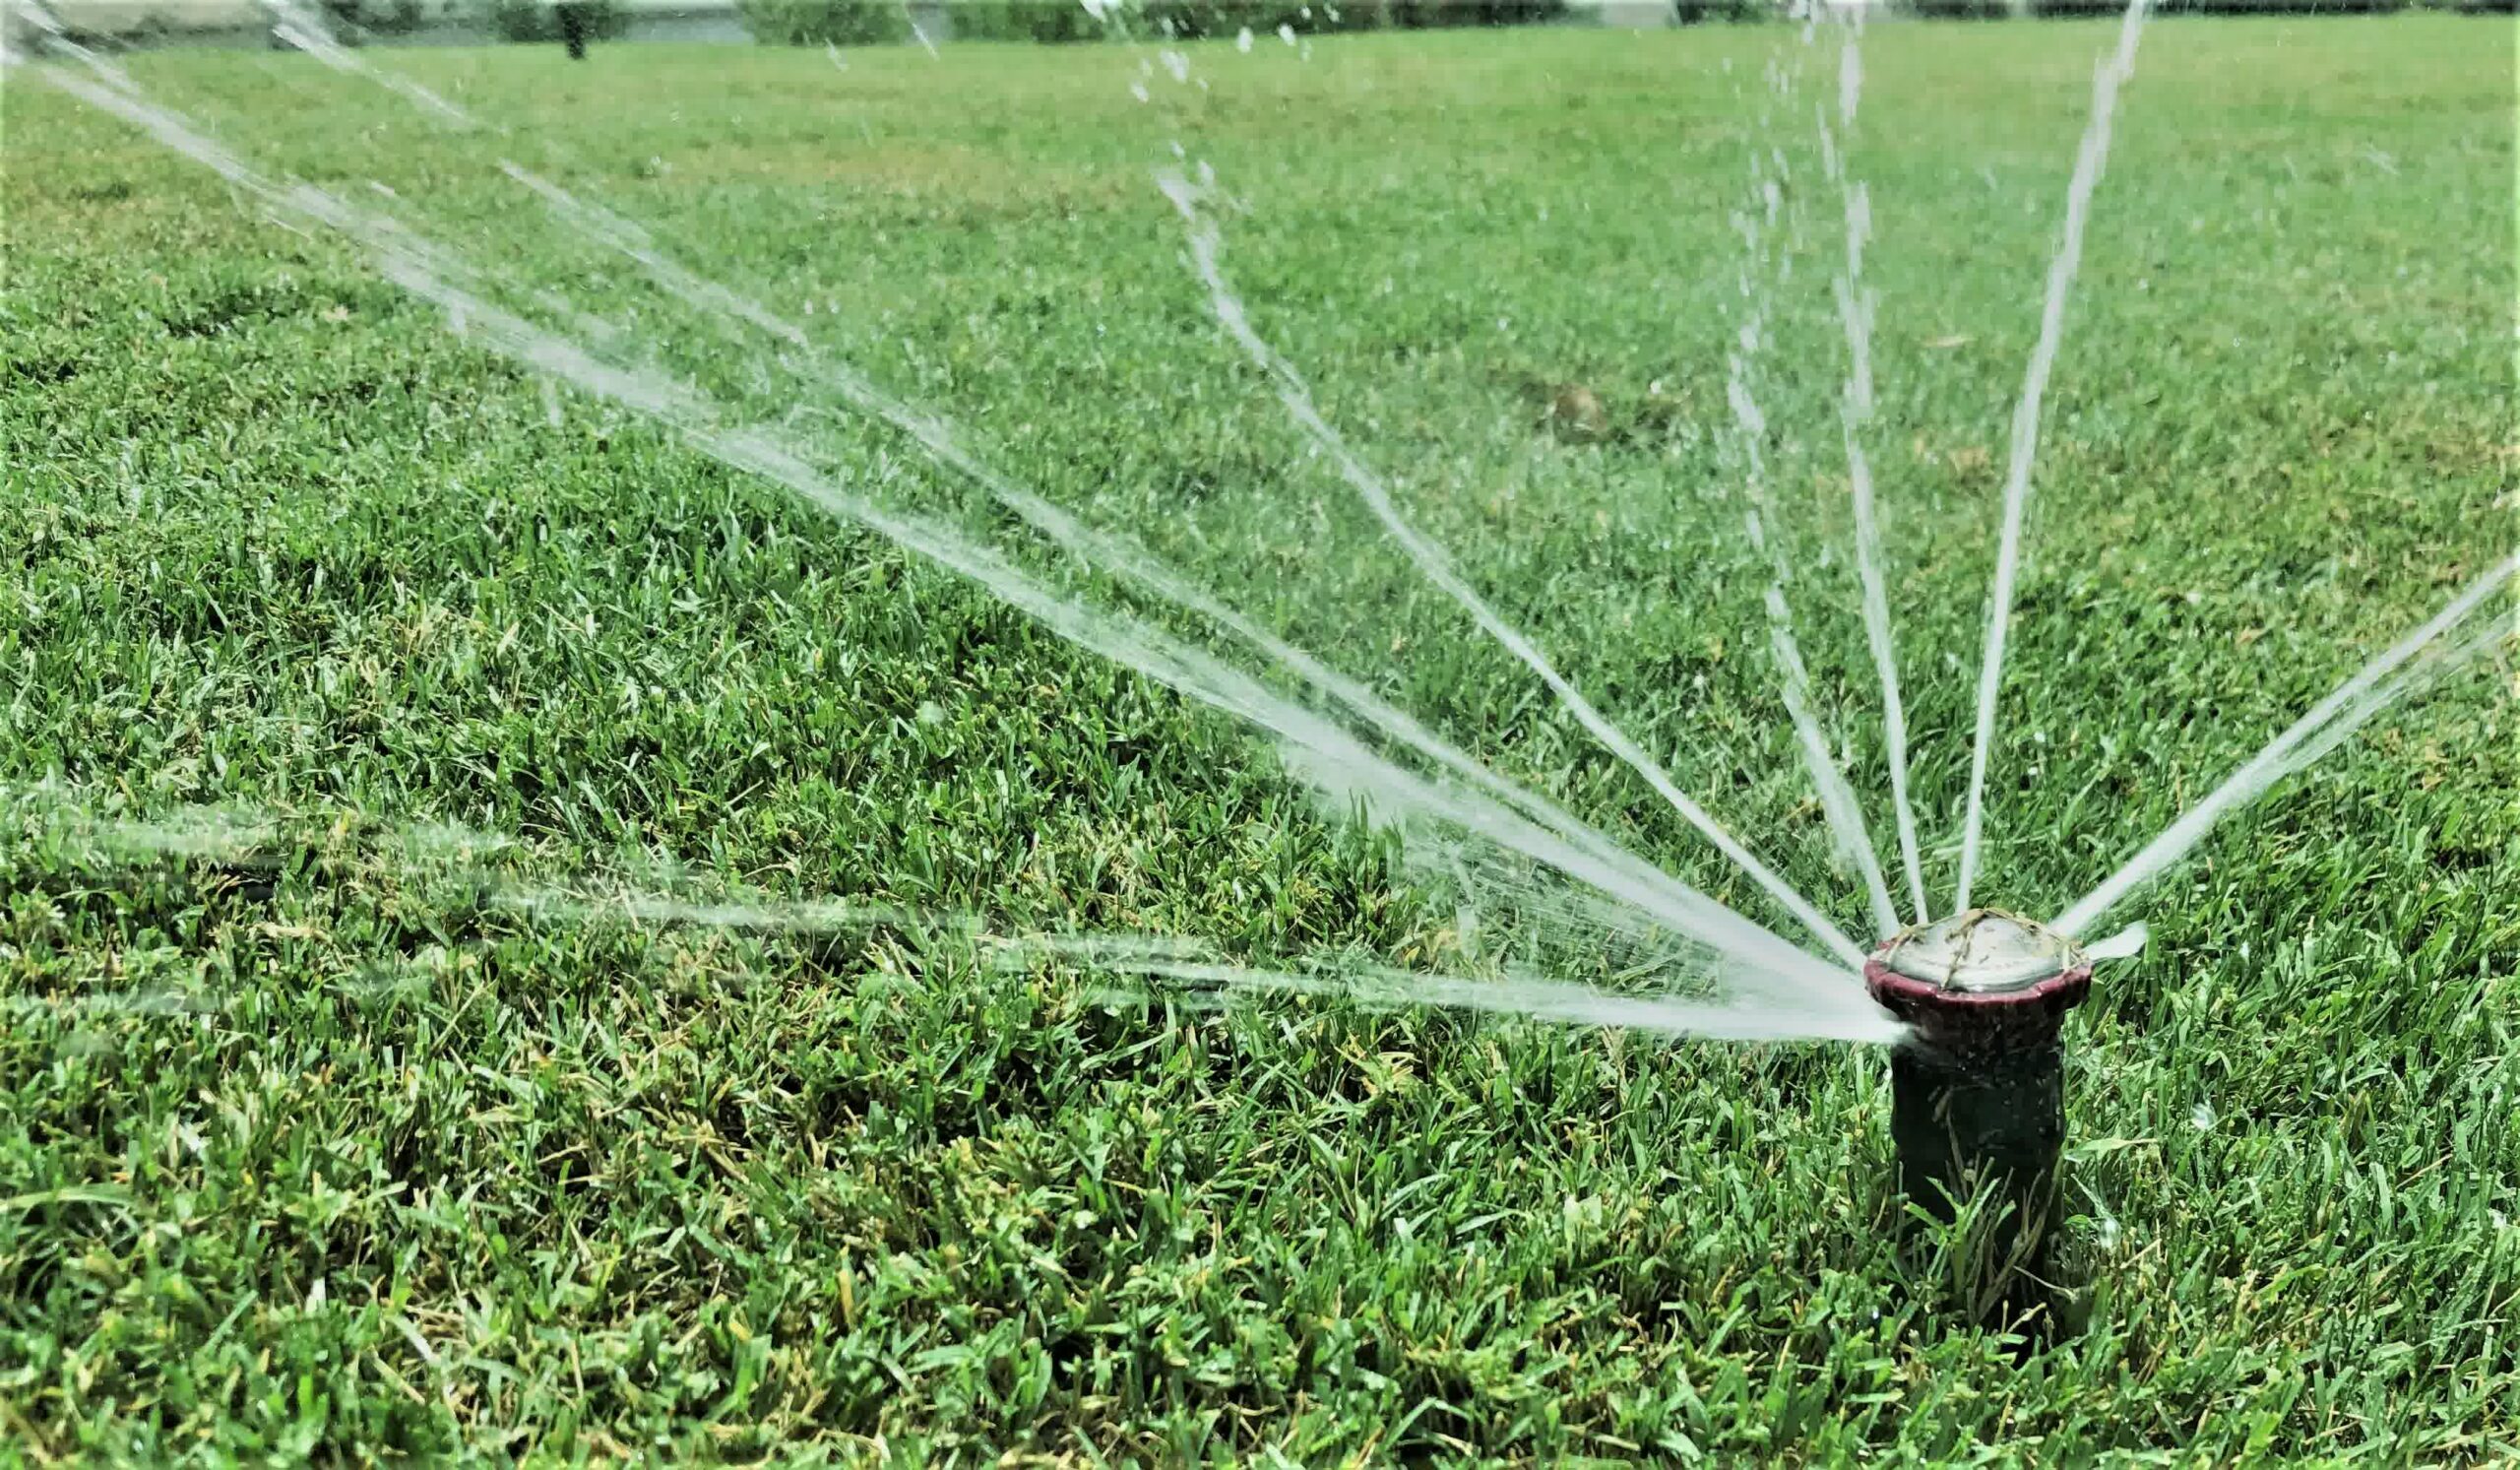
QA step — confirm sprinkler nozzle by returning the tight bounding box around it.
[1865,909,2091,1329]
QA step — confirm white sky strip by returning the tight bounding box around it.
[32,55,1880,1024]
[1954,0,2155,914]
[2052,551,2518,934]
[1160,166,1868,968]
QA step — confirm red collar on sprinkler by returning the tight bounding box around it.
[1863,909,2092,1059]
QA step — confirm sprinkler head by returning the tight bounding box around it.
[1866,909,2091,1055]
[1864,910,2092,1330]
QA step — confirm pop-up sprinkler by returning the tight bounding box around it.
[1865,909,2091,1327]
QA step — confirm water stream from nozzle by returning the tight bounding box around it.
[24,41,1892,1039]
[14,3,2505,1068]
[1954,0,2156,915]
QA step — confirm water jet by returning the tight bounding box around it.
[1865,909,2091,1327]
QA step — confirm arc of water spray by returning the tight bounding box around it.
[244,0,1863,967]
[1159,167,1869,968]
[1721,124,1903,941]
[256,0,474,126]
[1953,0,2153,915]
[2052,552,2518,935]
[185,7,2497,984]
[2276,617,2513,776]
[1078,956,1903,1047]
[902,1,939,59]
[493,163,1713,934]
[213,13,1744,965]
[29,53,1881,1026]
[1761,575,1902,939]
[1818,22,1929,927]
[6,789,1900,1045]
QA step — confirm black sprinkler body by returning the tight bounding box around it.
[1865,910,2090,1327]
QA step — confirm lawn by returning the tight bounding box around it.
[3,13,2515,1461]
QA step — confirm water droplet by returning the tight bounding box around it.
[1235,27,1252,51]
[1278,22,1296,44]
[2190,1101,2216,1131]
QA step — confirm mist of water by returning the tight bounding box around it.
[1159,165,1869,969]
[259,0,475,125]
[29,9,2498,1052]
[1081,955,1907,1047]
[493,163,1702,933]
[241,8,1794,966]
[27,49,1888,1039]
[491,887,948,935]
[1721,114,1903,940]
[2275,618,2510,777]
[5,987,215,1019]
[510,890,1907,1045]
[902,1,938,59]
[1818,23,1928,927]
[133,10,1886,1000]
[1954,0,2155,915]
[3,782,1897,1048]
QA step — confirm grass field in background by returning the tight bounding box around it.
[5,15,2515,1460]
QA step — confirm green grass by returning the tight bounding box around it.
[4,15,2516,1461]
